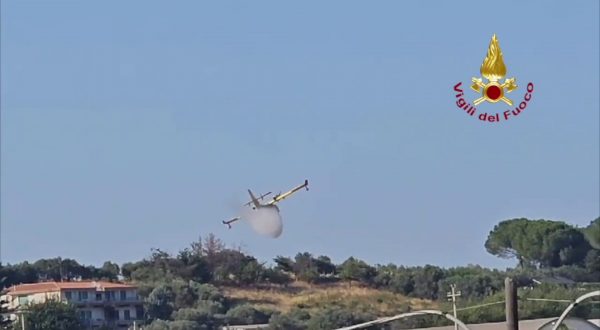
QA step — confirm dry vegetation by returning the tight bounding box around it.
[222,281,439,316]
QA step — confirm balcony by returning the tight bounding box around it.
[69,297,142,307]
[81,319,143,328]
[112,297,142,307]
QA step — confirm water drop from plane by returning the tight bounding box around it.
[241,207,283,238]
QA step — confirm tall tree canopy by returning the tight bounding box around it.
[485,218,591,268]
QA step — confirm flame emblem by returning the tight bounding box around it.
[471,34,517,106]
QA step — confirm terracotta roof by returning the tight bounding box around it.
[5,282,60,295]
[6,281,136,296]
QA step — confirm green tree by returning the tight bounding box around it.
[194,283,226,306]
[99,261,120,280]
[269,308,310,330]
[240,260,266,285]
[120,262,136,280]
[273,256,295,273]
[145,284,176,321]
[388,267,415,295]
[584,217,600,249]
[176,250,210,283]
[293,253,320,284]
[225,304,271,325]
[314,256,336,276]
[262,268,293,287]
[172,280,199,310]
[439,266,504,299]
[584,249,600,280]
[373,264,394,288]
[173,307,214,324]
[32,258,66,281]
[297,268,319,284]
[24,300,82,330]
[485,218,590,268]
[171,292,227,328]
[338,257,376,287]
[0,262,37,287]
[373,264,415,294]
[145,319,170,330]
[211,250,257,285]
[542,227,590,267]
[411,265,444,300]
[199,234,226,273]
[485,219,525,265]
[13,263,38,285]
[131,261,176,287]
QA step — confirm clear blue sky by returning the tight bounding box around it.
[1,0,598,270]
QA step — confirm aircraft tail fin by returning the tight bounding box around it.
[248,189,261,208]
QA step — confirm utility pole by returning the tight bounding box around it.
[15,310,25,330]
[12,308,28,330]
[505,277,519,330]
[447,284,461,330]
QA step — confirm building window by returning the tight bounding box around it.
[136,306,144,319]
[78,291,88,301]
[124,310,131,320]
[96,293,102,301]
[18,296,28,305]
[78,310,91,320]
[120,290,126,301]
[65,291,72,300]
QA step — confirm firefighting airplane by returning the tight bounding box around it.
[222,179,309,229]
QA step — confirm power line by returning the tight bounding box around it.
[445,297,599,315]
[454,301,504,312]
[524,298,572,303]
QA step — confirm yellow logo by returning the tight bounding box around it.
[470,34,517,106]
[452,34,534,123]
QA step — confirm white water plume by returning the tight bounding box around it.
[240,207,283,238]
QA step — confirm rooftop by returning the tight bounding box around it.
[5,281,136,296]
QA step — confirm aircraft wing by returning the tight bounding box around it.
[246,189,262,208]
[268,179,308,205]
[243,191,272,206]
[222,217,240,229]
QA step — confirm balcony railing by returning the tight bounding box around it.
[68,297,142,305]
[81,319,143,327]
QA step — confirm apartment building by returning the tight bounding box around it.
[2,280,143,328]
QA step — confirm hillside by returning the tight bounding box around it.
[1,217,598,329]
[222,281,438,315]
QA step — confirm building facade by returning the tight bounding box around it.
[2,281,143,328]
